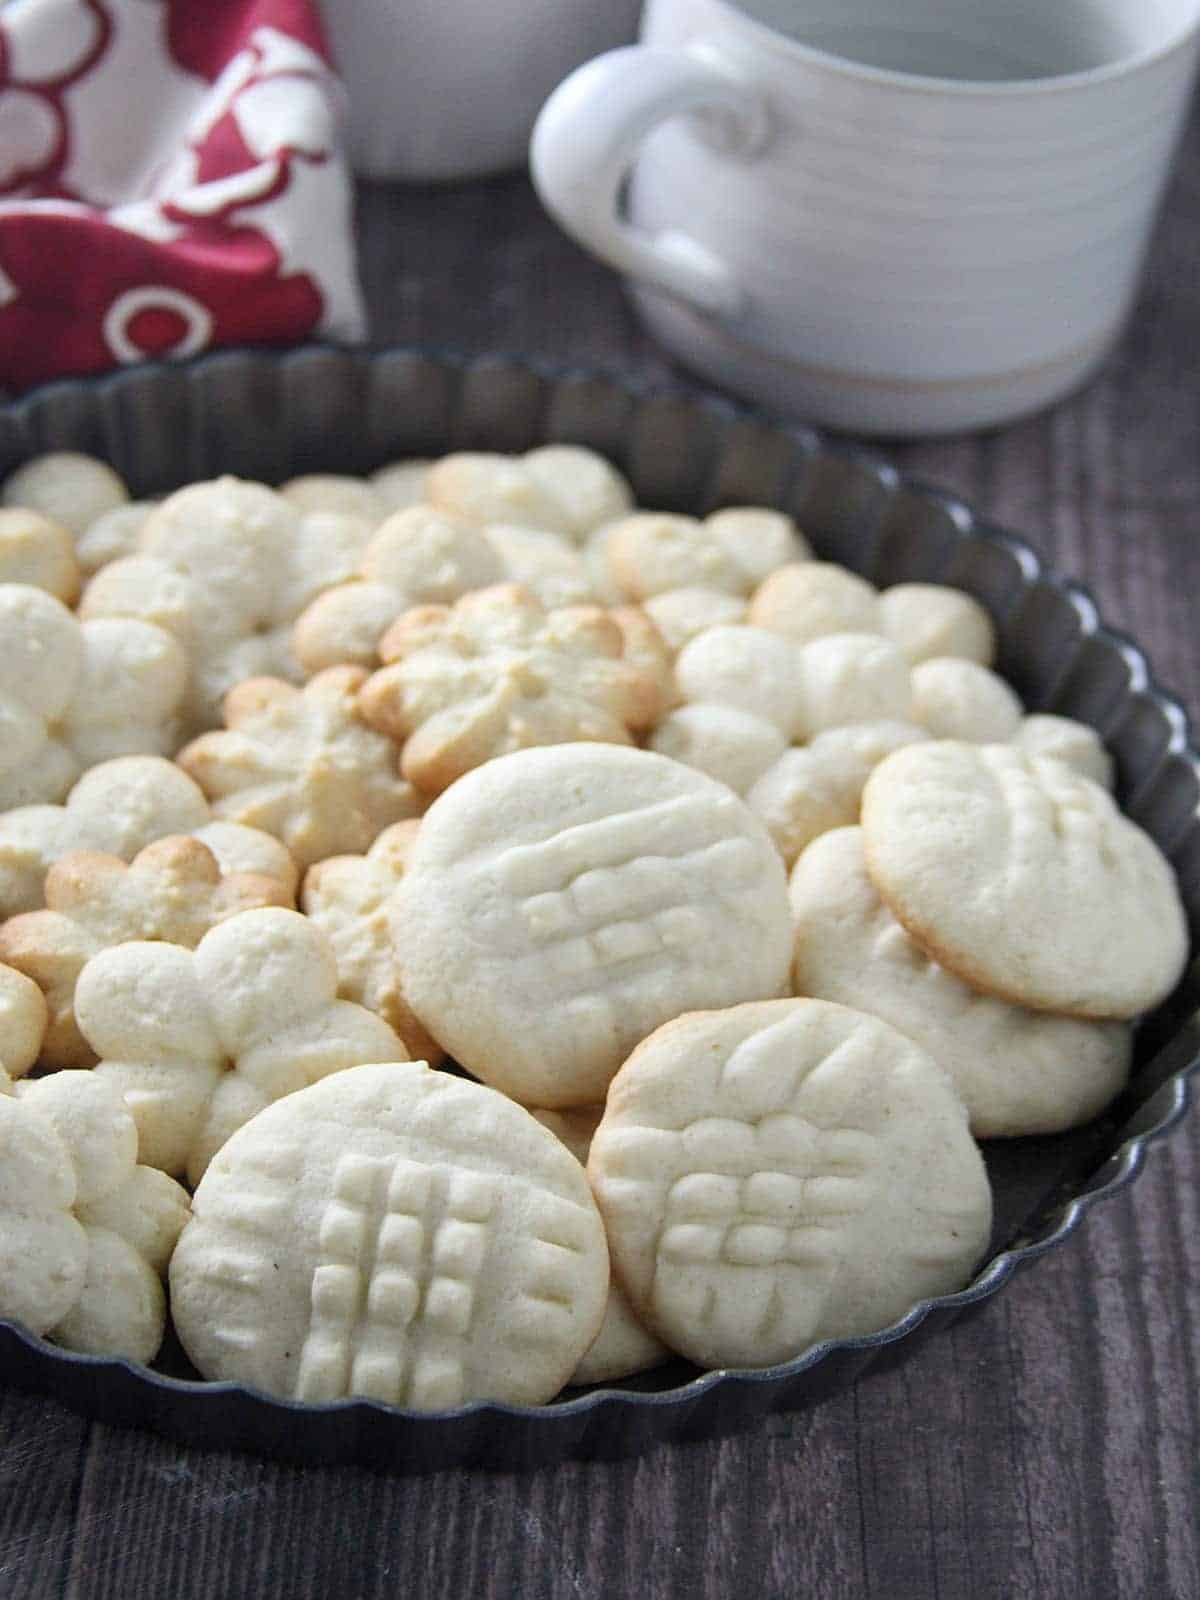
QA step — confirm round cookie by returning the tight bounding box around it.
[790,828,1132,1136]
[394,745,793,1107]
[170,1061,609,1409]
[587,998,992,1370]
[861,742,1188,1019]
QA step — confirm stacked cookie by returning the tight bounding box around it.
[0,446,1186,1412]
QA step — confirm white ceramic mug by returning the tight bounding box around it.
[322,0,643,182]
[531,0,1200,436]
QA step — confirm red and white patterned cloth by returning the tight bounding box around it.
[0,0,364,392]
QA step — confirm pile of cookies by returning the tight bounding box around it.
[0,445,1187,1412]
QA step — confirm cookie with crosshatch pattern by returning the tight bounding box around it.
[393,744,793,1108]
[169,1062,609,1408]
[587,998,992,1370]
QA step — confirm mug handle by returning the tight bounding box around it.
[530,45,769,318]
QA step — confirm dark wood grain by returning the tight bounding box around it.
[0,87,1197,1600]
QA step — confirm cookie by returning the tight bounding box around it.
[169,1061,610,1408]
[0,584,187,808]
[587,998,992,1369]
[796,633,913,737]
[609,605,678,725]
[394,744,793,1107]
[675,625,807,738]
[642,588,748,653]
[0,759,291,928]
[649,705,788,796]
[1012,714,1114,789]
[292,506,504,673]
[358,585,662,797]
[177,667,422,869]
[0,509,80,604]
[0,963,47,1078]
[878,583,996,667]
[0,835,294,1067]
[301,821,443,1062]
[861,742,1189,1018]
[790,828,1132,1136]
[279,474,389,523]
[602,509,806,601]
[80,475,364,733]
[482,524,598,609]
[532,1106,670,1386]
[909,658,1023,742]
[369,460,431,512]
[746,721,930,866]
[749,562,879,643]
[3,451,128,537]
[0,1068,189,1362]
[74,503,154,577]
[74,906,410,1184]
[427,446,633,542]
[189,820,300,899]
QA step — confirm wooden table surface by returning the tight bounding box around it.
[2,92,1199,1600]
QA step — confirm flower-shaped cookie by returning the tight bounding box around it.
[0,584,187,809]
[0,1069,190,1363]
[178,668,422,868]
[74,907,410,1185]
[80,476,366,733]
[301,820,441,1063]
[0,963,47,1078]
[0,754,293,920]
[601,509,810,601]
[426,446,633,542]
[0,836,295,1068]
[292,506,504,672]
[358,585,663,796]
[0,509,80,604]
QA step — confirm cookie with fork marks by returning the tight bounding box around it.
[588,998,992,1369]
[394,745,793,1107]
[170,1062,609,1408]
[861,742,1188,1018]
